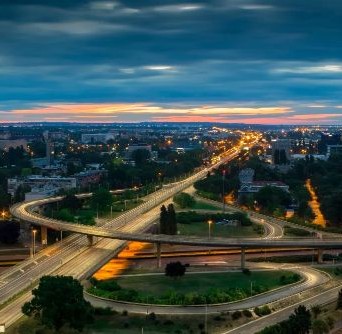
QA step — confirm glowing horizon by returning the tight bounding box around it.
[1,102,341,125]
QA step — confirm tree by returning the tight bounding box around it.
[173,192,196,208]
[254,186,292,214]
[311,305,322,319]
[0,220,20,244]
[60,194,82,211]
[289,305,311,334]
[22,275,94,331]
[14,184,31,203]
[337,288,342,309]
[131,149,151,166]
[91,188,113,212]
[56,208,74,222]
[312,319,329,334]
[165,262,186,279]
[167,203,177,235]
[159,204,177,235]
[159,205,168,234]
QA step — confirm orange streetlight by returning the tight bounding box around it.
[1,210,5,220]
[32,229,37,257]
[207,219,213,239]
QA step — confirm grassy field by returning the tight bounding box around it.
[178,221,262,238]
[192,201,220,211]
[116,270,295,297]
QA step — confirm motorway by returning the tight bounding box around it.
[84,264,329,315]
[1,141,253,327]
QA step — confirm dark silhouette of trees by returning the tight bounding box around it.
[254,186,292,214]
[131,149,151,166]
[165,261,186,279]
[257,305,311,334]
[173,192,196,208]
[22,276,94,332]
[0,220,20,244]
[91,188,112,212]
[60,194,82,211]
[337,288,342,309]
[159,204,177,235]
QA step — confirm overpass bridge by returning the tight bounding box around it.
[11,193,342,268]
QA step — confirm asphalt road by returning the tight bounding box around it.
[84,264,329,315]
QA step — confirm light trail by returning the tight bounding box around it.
[305,179,326,227]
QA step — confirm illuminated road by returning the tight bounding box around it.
[2,134,261,327]
[84,264,329,314]
[305,178,326,227]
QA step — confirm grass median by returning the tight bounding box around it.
[88,270,300,305]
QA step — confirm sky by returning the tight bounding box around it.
[1,0,342,124]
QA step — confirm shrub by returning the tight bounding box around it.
[94,307,114,316]
[242,268,251,276]
[242,309,253,318]
[232,310,242,320]
[97,280,121,292]
[254,305,271,317]
[147,312,157,321]
[122,310,128,316]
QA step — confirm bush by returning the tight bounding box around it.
[242,309,253,318]
[254,305,271,317]
[173,193,196,208]
[232,310,242,320]
[242,268,251,276]
[94,307,115,316]
[147,312,157,321]
[122,310,128,316]
[96,280,121,292]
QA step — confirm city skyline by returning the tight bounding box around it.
[1,0,342,124]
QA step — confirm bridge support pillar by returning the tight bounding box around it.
[156,242,161,268]
[241,247,246,269]
[87,235,94,246]
[41,226,48,247]
[317,249,324,264]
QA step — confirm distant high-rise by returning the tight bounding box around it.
[271,139,291,165]
[43,131,54,166]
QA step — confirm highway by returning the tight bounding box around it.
[84,264,329,314]
[1,138,257,327]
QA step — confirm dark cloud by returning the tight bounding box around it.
[0,0,342,122]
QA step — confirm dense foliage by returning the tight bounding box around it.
[173,192,196,208]
[0,220,20,244]
[160,204,177,235]
[165,262,186,279]
[257,305,311,334]
[177,211,252,226]
[22,276,94,331]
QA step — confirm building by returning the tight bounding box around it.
[327,145,342,158]
[75,170,106,188]
[271,139,291,164]
[0,139,28,152]
[238,181,289,198]
[238,168,255,184]
[8,176,77,197]
[126,144,152,158]
[81,133,114,144]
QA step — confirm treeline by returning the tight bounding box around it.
[289,154,342,226]
[177,211,252,226]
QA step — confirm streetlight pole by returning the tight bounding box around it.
[208,219,213,240]
[32,229,37,257]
